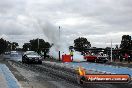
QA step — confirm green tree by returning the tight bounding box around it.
[5,41,19,51]
[120,35,132,53]
[0,38,8,54]
[6,41,12,51]
[23,43,31,51]
[74,37,91,52]
[12,42,19,50]
[23,38,51,54]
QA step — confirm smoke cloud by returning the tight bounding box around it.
[37,20,86,62]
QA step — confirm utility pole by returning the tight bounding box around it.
[111,39,113,62]
[11,43,12,51]
[59,26,61,61]
[38,38,39,50]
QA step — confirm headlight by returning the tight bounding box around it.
[39,57,42,60]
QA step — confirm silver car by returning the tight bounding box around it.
[22,51,42,64]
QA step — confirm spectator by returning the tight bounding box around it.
[70,50,74,61]
[125,53,128,61]
[128,54,131,63]
[116,52,119,61]
[44,50,47,59]
[129,52,132,63]
[120,54,123,62]
[113,53,116,62]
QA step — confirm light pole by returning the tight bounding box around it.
[59,26,61,61]
[37,38,40,54]
[38,38,39,50]
[111,39,113,62]
[10,43,12,51]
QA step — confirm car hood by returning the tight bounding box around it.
[27,55,41,58]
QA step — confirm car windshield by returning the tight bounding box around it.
[26,52,39,56]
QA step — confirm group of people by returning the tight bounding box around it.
[81,50,132,63]
[110,52,132,63]
[69,49,132,63]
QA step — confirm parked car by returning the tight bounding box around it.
[84,55,97,62]
[84,53,97,62]
[4,52,10,59]
[96,56,108,63]
[96,53,109,63]
[10,52,21,61]
[22,51,42,64]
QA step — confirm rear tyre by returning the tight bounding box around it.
[38,60,42,64]
[22,60,24,63]
[27,60,30,64]
[22,59,25,63]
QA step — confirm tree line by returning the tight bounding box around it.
[23,38,51,54]
[0,38,18,54]
[0,35,131,54]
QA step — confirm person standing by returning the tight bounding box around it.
[44,49,47,59]
[128,52,132,63]
[130,52,132,63]
[125,53,129,62]
[70,50,74,61]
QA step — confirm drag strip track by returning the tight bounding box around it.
[8,61,132,88]
[8,61,84,88]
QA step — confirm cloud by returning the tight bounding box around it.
[0,0,132,48]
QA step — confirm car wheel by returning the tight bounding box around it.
[38,61,42,64]
[25,60,27,64]
[26,60,30,64]
[22,60,24,63]
[22,58,25,63]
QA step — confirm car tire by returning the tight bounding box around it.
[22,58,25,63]
[26,60,30,64]
[38,61,42,64]
[22,60,24,63]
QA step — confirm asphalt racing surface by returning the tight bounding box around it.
[64,62,132,76]
[1,53,132,88]
[42,61,132,88]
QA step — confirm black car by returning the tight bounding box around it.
[22,51,42,64]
